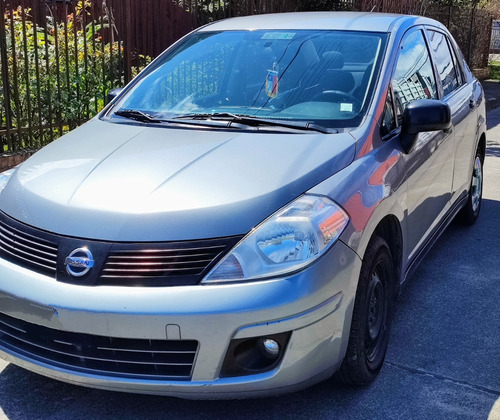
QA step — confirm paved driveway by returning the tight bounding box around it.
[1,111,499,420]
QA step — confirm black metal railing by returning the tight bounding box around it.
[0,0,126,155]
[0,0,493,160]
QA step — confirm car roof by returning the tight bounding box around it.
[199,12,445,34]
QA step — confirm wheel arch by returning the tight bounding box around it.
[478,132,486,162]
[371,215,403,299]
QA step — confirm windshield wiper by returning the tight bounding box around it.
[114,109,161,123]
[175,113,335,133]
[113,110,335,133]
[175,112,241,120]
[113,109,234,128]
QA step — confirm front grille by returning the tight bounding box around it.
[101,245,227,280]
[0,211,242,286]
[98,237,240,286]
[0,217,58,277]
[0,312,198,380]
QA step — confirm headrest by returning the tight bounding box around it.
[320,51,344,70]
[298,40,320,65]
[324,69,355,92]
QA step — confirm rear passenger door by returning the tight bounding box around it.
[425,28,477,204]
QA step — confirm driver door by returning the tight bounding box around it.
[391,28,455,261]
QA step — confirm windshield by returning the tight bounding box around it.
[110,30,387,129]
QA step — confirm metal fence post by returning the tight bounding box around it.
[487,16,494,62]
[467,5,476,67]
[0,0,13,151]
[123,0,132,83]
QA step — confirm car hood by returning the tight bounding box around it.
[0,119,355,241]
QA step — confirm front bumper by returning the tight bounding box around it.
[0,241,360,398]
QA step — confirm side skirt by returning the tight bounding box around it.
[401,193,468,288]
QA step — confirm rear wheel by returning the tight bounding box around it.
[456,149,483,225]
[335,236,395,385]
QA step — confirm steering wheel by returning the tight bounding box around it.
[312,90,362,110]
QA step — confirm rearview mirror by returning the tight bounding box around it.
[400,99,451,154]
[107,87,124,104]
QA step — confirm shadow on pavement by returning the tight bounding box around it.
[486,115,500,131]
[390,197,500,395]
[0,362,384,420]
[0,357,497,420]
[486,145,500,157]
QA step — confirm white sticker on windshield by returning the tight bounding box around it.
[261,32,295,40]
[340,103,353,112]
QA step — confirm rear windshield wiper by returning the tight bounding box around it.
[114,109,161,123]
[175,113,335,134]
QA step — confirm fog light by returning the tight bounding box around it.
[260,338,279,358]
[220,332,291,377]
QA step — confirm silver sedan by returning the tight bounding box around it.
[0,11,485,398]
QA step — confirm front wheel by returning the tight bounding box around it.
[456,149,483,225]
[335,236,395,385]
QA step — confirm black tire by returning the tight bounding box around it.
[456,149,483,225]
[335,236,395,385]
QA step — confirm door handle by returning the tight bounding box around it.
[469,99,476,109]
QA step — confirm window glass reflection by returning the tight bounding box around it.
[428,30,460,97]
[392,30,437,123]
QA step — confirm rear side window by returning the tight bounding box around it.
[427,30,461,97]
[392,29,437,124]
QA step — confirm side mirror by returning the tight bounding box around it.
[400,99,451,154]
[107,87,124,104]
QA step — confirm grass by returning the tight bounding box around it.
[489,61,500,79]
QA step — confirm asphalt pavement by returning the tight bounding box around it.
[0,95,499,419]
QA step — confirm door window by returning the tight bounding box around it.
[428,30,461,97]
[392,30,437,125]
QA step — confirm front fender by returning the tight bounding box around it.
[309,137,407,265]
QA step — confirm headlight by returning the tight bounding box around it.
[0,167,16,194]
[203,194,349,283]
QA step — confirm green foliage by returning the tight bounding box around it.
[0,2,130,152]
[297,0,352,11]
[489,61,500,79]
[423,0,494,8]
[131,53,153,78]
